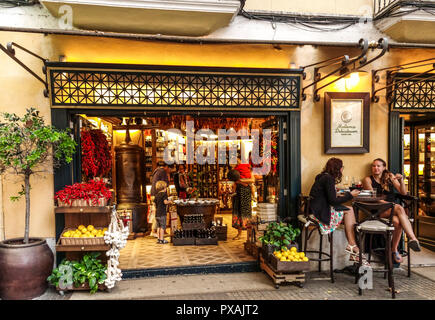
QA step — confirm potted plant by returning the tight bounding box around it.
[0,108,76,300]
[259,221,301,261]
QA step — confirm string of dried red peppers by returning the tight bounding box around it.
[81,129,112,178]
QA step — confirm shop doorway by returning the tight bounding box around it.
[59,110,289,271]
[402,113,435,251]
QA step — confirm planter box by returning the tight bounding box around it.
[269,254,310,273]
[171,236,195,246]
[56,282,107,292]
[60,228,106,246]
[195,236,218,246]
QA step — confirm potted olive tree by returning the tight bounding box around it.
[0,108,76,300]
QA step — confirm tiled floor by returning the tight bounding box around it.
[119,213,256,270]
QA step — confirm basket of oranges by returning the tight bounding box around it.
[60,225,107,245]
[270,246,310,272]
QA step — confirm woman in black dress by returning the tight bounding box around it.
[362,158,421,264]
[309,158,363,263]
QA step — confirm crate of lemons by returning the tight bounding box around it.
[60,225,108,245]
[270,246,311,272]
[274,246,309,262]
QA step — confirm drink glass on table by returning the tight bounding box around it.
[371,188,377,197]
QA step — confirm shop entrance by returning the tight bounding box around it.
[402,113,435,251]
[61,110,289,271]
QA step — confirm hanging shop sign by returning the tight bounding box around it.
[45,62,302,111]
[324,92,370,154]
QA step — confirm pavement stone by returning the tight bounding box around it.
[30,267,435,300]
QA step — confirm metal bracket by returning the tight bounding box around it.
[301,38,377,102]
[371,57,435,102]
[312,38,388,102]
[0,42,49,97]
[373,64,435,103]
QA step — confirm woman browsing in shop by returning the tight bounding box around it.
[229,156,256,241]
[362,158,421,264]
[309,158,365,264]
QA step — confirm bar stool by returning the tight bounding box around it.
[297,194,334,283]
[394,193,418,277]
[352,201,396,298]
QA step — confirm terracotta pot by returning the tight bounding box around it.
[0,238,54,300]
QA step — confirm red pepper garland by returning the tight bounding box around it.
[81,129,112,179]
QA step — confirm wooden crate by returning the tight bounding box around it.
[269,254,310,273]
[195,236,218,245]
[56,283,108,294]
[60,228,106,246]
[260,256,305,289]
[215,225,227,241]
[182,222,206,230]
[171,236,195,246]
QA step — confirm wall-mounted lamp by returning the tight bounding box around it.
[301,38,388,102]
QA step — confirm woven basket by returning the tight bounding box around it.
[60,228,106,246]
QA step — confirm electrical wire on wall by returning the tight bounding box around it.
[238,0,435,33]
[0,0,36,8]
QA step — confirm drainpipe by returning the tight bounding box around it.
[0,175,4,241]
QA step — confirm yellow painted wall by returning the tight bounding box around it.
[245,0,373,15]
[1,31,434,238]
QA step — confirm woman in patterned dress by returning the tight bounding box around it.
[229,162,255,240]
[309,158,363,263]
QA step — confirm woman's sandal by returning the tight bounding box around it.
[345,244,360,256]
[408,239,421,252]
[392,251,403,264]
[349,254,371,267]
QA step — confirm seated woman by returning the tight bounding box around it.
[362,158,421,264]
[309,158,363,263]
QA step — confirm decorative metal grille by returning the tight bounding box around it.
[391,74,435,111]
[49,69,301,110]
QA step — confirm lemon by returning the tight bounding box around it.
[303,257,309,262]
[78,225,85,230]
[63,231,70,237]
[276,253,282,259]
[91,229,98,235]
[299,252,305,258]
[87,225,95,231]
[103,227,108,232]
[280,257,286,262]
[290,247,297,252]
[73,233,80,238]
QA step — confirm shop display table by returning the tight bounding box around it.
[174,198,219,227]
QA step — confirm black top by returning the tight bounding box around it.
[309,173,353,225]
[370,176,396,202]
[154,191,168,217]
[174,172,188,194]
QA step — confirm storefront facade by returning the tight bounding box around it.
[1,1,435,274]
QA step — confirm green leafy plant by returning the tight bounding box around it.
[0,108,76,243]
[259,222,301,251]
[47,253,107,294]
